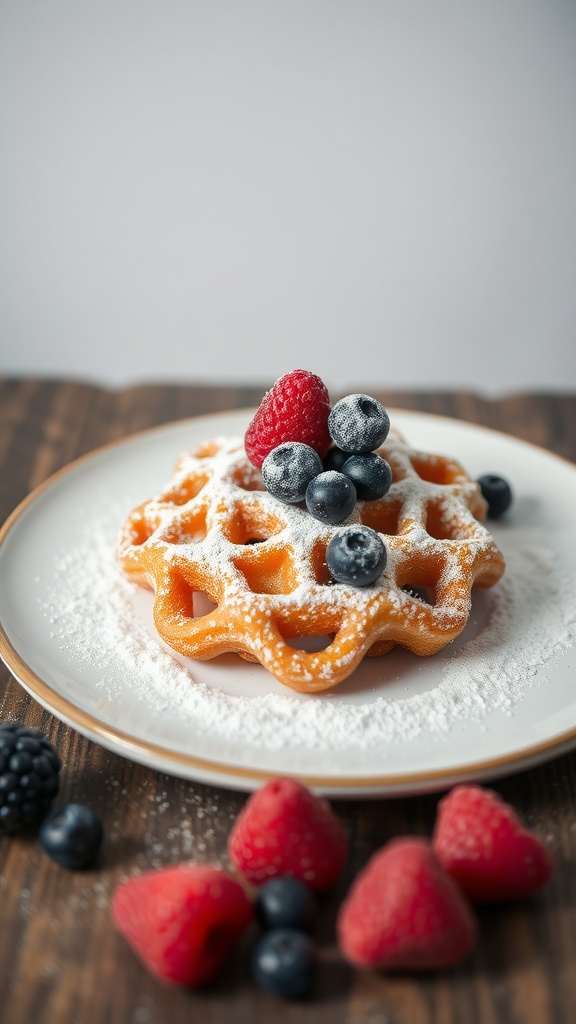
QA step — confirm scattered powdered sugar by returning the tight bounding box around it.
[39,504,576,757]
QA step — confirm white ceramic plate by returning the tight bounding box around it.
[1,409,576,798]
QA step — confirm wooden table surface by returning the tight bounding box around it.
[1,378,576,1024]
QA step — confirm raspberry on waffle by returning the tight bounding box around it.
[117,428,505,693]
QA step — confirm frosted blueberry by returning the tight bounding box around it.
[328,395,390,453]
[262,442,323,504]
[326,525,387,586]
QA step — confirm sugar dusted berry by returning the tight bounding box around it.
[228,777,348,892]
[39,803,103,868]
[245,370,332,468]
[251,928,317,999]
[328,395,390,453]
[255,877,317,932]
[477,474,513,518]
[327,525,387,587]
[0,722,61,834]
[342,453,392,501]
[305,471,356,525]
[262,442,323,504]
[112,864,253,986]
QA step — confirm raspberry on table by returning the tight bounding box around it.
[337,837,477,971]
[328,394,390,453]
[0,722,61,834]
[432,784,553,902]
[112,863,253,986]
[262,442,323,504]
[244,370,332,468]
[228,777,348,892]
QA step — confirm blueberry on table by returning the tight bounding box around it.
[255,877,317,932]
[305,471,357,524]
[0,722,61,834]
[262,442,323,504]
[477,474,513,518]
[39,803,103,868]
[341,453,392,501]
[327,525,387,587]
[328,395,390,453]
[251,928,317,999]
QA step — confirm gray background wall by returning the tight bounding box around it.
[1,0,575,393]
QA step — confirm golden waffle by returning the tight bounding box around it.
[117,430,505,693]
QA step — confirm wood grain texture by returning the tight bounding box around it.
[1,378,576,1024]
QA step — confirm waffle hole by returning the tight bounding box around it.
[425,501,465,541]
[162,473,210,506]
[193,591,218,617]
[360,499,402,537]
[401,584,433,604]
[125,512,159,547]
[286,634,333,652]
[410,455,461,485]
[397,557,444,608]
[164,508,208,545]
[223,507,286,545]
[230,467,265,492]
[233,551,299,596]
[310,541,331,586]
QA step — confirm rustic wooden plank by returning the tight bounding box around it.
[0,379,575,1024]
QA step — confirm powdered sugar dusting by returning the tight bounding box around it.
[40,508,576,758]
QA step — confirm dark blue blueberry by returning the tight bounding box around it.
[322,446,348,472]
[477,474,513,518]
[326,525,387,586]
[39,803,103,868]
[305,471,356,525]
[262,443,323,504]
[251,928,317,999]
[328,394,390,453]
[255,877,317,932]
[0,723,60,833]
[341,453,392,501]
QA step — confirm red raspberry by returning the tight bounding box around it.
[432,784,553,903]
[244,369,332,468]
[228,777,348,892]
[337,838,476,971]
[112,863,253,986]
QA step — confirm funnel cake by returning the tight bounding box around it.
[117,430,505,693]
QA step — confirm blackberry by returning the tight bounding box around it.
[0,722,61,834]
